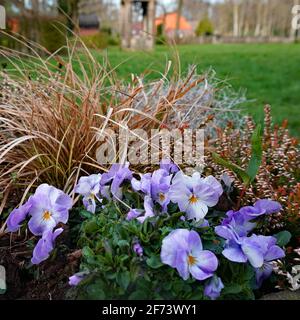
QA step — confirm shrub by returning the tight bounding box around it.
[196,17,214,37]
[156,23,167,45]
[208,105,300,227]
[107,34,120,46]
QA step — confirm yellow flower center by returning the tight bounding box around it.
[159,193,165,202]
[187,255,197,266]
[42,210,52,221]
[189,194,198,204]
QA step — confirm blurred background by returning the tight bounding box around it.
[0,0,299,135]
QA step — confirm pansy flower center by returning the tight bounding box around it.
[159,193,165,202]
[42,210,52,221]
[88,193,95,200]
[189,194,198,204]
[187,255,197,266]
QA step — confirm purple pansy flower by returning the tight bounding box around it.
[160,158,179,174]
[69,272,88,286]
[136,196,155,223]
[249,235,285,287]
[215,225,258,265]
[101,163,133,199]
[126,197,155,224]
[221,210,257,237]
[7,184,72,236]
[169,172,222,221]
[204,275,224,300]
[132,169,172,211]
[74,174,102,213]
[31,228,63,264]
[151,169,172,210]
[239,199,282,220]
[126,208,143,221]
[220,199,282,237]
[131,173,152,195]
[133,242,143,256]
[161,229,218,281]
[215,226,284,270]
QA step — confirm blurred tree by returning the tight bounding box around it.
[175,0,183,41]
[58,0,79,31]
[195,16,214,37]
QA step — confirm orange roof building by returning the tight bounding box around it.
[155,12,193,38]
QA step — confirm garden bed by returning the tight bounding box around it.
[0,43,299,300]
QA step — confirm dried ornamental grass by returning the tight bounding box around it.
[0,36,246,219]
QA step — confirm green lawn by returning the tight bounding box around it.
[102,43,300,137]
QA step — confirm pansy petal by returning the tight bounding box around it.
[160,229,189,267]
[215,225,240,242]
[202,175,223,197]
[241,240,264,268]
[189,264,214,281]
[175,249,190,280]
[255,262,273,287]
[194,183,220,207]
[187,230,203,253]
[265,245,285,261]
[74,181,92,196]
[254,199,282,214]
[186,200,208,221]
[31,228,63,265]
[222,242,248,263]
[194,250,218,273]
[7,200,32,232]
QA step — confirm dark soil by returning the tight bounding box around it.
[0,231,79,300]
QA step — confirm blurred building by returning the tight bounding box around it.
[120,0,155,50]
[155,12,193,39]
[78,0,118,34]
[78,13,100,36]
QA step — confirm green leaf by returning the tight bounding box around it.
[212,152,251,185]
[222,284,243,294]
[246,124,263,182]
[80,209,94,219]
[128,290,148,300]
[146,255,164,269]
[116,271,130,290]
[82,246,94,258]
[86,283,106,300]
[117,240,130,248]
[83,220,98,234]
[274,231,292,247]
